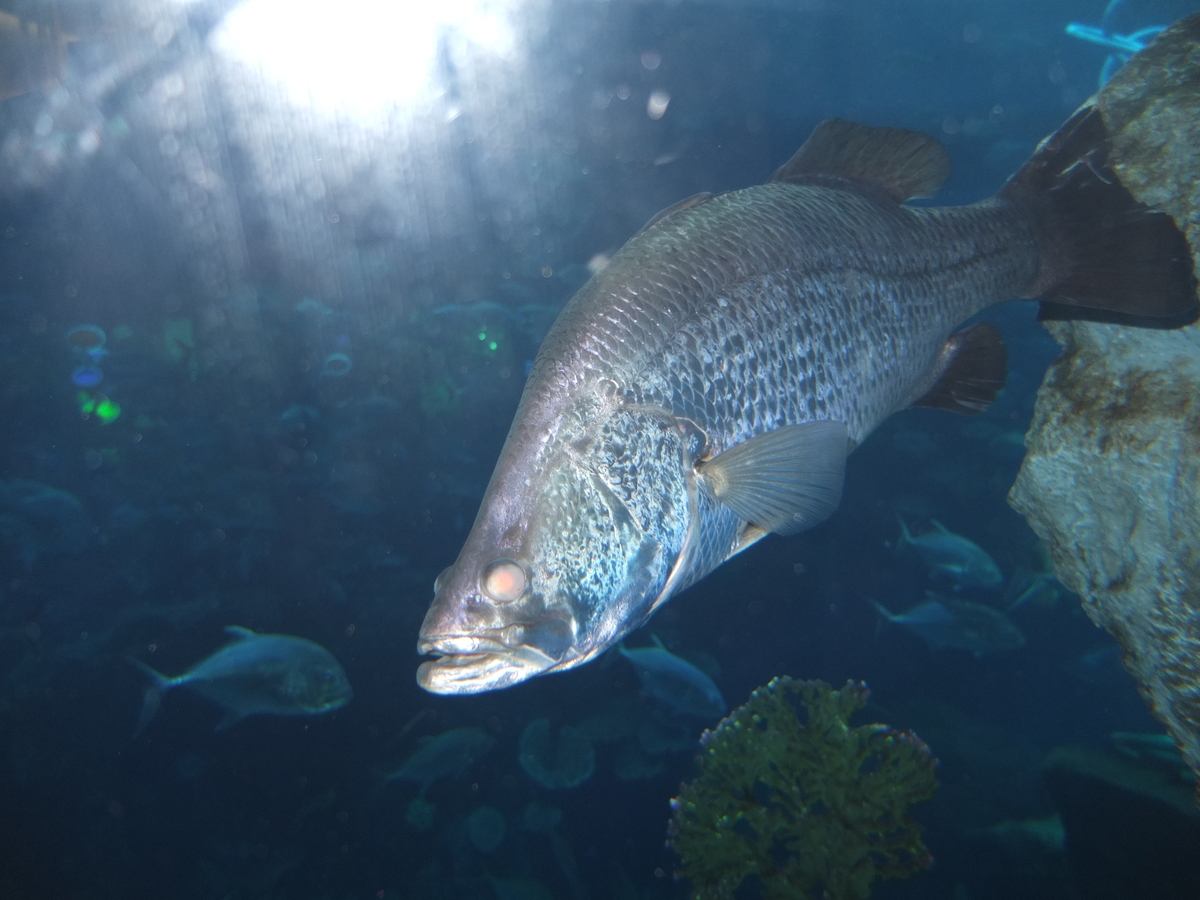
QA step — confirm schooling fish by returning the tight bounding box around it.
[416,105,1196,694]
[620,636,726,719]
[130,626,352,734]
[868,595,1026,656]
[898,518,1002,589]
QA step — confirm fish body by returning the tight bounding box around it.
[898,518,1002,589]
[131,626,352,734]
[383,727,495,792]
[619,636,726,718]
[416,108,1196,694]
[868,595,1025,655]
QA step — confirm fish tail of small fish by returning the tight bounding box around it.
[128,657,179,738]
[1005,583,1037,613]
[865,598,896,623]
[1000,105,1198,323]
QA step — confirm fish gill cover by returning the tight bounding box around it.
[668,677,937,900]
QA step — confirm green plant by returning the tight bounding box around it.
[669,678,937,900]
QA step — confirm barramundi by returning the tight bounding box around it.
[417,106,1196,694]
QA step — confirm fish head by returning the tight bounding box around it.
[302,657,352,715]
[976,556,1004,588]
[297,659,354,712]
[418,401,692,695]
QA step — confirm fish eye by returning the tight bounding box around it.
[480,559,527,604]
[433,566,453,594]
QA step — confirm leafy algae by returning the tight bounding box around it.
[669,678,937,900]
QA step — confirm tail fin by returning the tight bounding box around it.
[129,658,177,738]
[866,598,896,623]
[1001,105,1197,325]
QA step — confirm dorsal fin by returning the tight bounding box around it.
[769,118,951,202]
[630,192,714,240]
[909,322,1007,415]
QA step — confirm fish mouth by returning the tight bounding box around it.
[416,637,559,694]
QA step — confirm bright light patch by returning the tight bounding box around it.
[647,89,670,120]
[210,0,519,118]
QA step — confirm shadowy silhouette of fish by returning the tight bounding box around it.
[129,626,352,735]
[619,636,726,718]
[868,594,1025,656]
[1003,568,1063,611]
[382,727,495,795]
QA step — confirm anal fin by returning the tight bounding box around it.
[698,420,848,536]
[910,322,1007,416]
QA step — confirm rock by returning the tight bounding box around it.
[1008,14,1200,788]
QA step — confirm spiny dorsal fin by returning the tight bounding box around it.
[909,322,1007,415]
[769,118,950,202]
[698,420,848,536]
[224,625,258,641]
[631,192,714,240]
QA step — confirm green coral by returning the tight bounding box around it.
[668,678,938,900]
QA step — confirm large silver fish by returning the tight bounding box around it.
[417,106,1196,694]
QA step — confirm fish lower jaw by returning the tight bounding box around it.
[416,641,558,694]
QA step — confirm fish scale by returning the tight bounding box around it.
[532,185,1037,455]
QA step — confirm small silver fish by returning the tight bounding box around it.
[130,626,352,734]
[868,595,1025,656]
[382,727,496,794]
[619,636,726,719]
[898,518,1003,589]
[416,106,1195,694]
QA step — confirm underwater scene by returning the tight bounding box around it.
[2,1,1199,898]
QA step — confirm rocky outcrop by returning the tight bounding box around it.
[1008,14,1200,788]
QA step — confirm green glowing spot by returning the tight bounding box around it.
[488,341,498,351]
[95,397,121,424]
[478,332,487,340]
[420,378,460,416]
[77,392,96,415]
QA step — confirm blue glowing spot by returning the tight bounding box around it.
[72,365,104,388]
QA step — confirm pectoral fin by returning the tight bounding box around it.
[698,421,848,536]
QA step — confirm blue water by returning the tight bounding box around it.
[0,1,1193,898]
